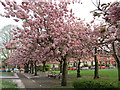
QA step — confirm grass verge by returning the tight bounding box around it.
[0,79,18,89]
[0,72,14,76]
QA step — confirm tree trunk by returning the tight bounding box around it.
[31,62,34,74]
[94,47,99,79]
[34,61,37,76]
[61,56,68,86]
[73,62,76,67]
[77,59,81,78]
[60,61,63,73]
[112,42,120,81]
[42,61,46,72]
[29,62,32,73]
[28,62,30,73]
[24,63,29,73]
[91,61,93,66]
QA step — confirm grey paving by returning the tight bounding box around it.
[17,73,41,88]
[17,72,61,88]
[0,73,19,79]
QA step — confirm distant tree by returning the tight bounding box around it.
[0,25,17,62]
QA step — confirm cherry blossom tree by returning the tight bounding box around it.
[91,1,120,81]
[1,0,87,86]
[1,0,104,86]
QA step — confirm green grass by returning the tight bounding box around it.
[50,69,118,80]
[0,72,18,89]
[49,69,118,88]
[0,79,18,89]
[99,69,118,80]
[68,69,118,80]
[0,72,14,76]
[73,78,120,88]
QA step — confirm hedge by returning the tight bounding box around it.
[73,79,120,88]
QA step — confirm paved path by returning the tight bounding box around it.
[0,73,19,79]
[1,72,60,88]
[17,73,41,88]
[30,73,60,88]
[0,76,19,79]
[1,72,75,88]
[17,72,61,88]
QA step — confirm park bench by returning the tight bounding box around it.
[48,72,62,79]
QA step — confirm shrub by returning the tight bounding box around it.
[98,64,105,66]
[73,79,119,88]
[2,66,5,68]
[45,64,51,71]
[106,64,110,67]
[36,65,43,71]
[37,64,51,71]
[83,64,88,67]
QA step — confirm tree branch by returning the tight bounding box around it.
[2,49,8,59]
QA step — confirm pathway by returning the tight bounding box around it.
[17,72,60,88]
[0,73,19,79]
[17,73,41,88]
[1,72,75,88]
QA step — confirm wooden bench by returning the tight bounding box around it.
[48,72,62,79]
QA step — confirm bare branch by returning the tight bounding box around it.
[91,0,102,11]
[91,0,98,7]
[98,0,100,6]
[2,49,8,59]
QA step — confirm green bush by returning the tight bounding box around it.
[98,64,105,66]
[73,79,120,88]
[36,65,43,71]
[106,64,110,67]
[45,64,51,71]
[2,66,5,68]
[83,64,88,67]
[37,64,51,71]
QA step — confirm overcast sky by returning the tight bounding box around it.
[0,0,118,30]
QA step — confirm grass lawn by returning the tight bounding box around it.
[50,69,118,80]
[49,69,119,88]
[0,72,18,89]
[0,79,18,89]
[68,69,118,80]
[0,79,17,88]
[0,72,14,76]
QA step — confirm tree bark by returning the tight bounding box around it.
[94,47,99,79]
[112,42,120,81]
[30,64,32,73]
[29,63,31,73]
[60,61,63,73]
[31,62,34,74]
[29,61,32,73]
[34,61,37,76]
[77,59,81,78]
[28,61,30,73]
[91,61,93,66]
[73,62,76,67]
[24,63,29,73]
[42,61,46,72]
[61,56,68,86]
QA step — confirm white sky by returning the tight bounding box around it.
[0,0,118,30]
